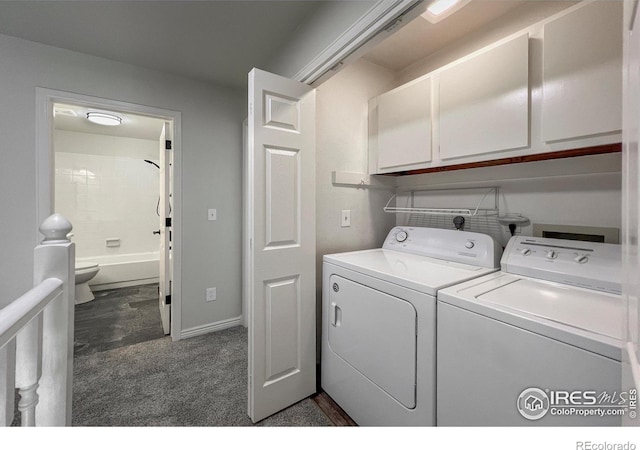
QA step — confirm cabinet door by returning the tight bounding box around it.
[542,1,622,142]
[439,34,529,160]
[377,76,431,171]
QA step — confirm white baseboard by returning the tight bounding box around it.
[91,278,159,292]
[180,316,243,340]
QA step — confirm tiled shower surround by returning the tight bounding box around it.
[54,131,160,259]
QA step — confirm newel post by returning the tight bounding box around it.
[33,214,74,426]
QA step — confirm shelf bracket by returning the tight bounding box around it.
[331,171,395,190]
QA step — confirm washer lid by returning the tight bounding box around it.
[324,248,497,296]
[477,278,622,341]
[438,272,623,360]
[76,261,98,270]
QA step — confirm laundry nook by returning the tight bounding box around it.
[0,0,638,445]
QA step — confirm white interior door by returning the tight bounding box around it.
[247,68,316,423]
[159,122,172,335]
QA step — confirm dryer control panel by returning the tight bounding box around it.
[502,236,621,294]
[382,226,502,269]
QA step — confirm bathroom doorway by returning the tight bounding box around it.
[36,89,182,340]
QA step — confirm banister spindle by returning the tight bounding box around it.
[0,342,16,426]
[15,314,43,427]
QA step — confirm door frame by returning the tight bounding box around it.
[35,88,183,340]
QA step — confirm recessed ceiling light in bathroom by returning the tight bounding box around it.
[86,111,122,126]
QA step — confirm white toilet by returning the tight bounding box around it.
[75,262,100,304]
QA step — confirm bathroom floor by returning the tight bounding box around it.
[74,283,165,356]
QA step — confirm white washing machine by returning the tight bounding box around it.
[437,235,624,426]
[321,226,502,426]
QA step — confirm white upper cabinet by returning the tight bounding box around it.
[376,76,432,172]
[542,1,622,142]
[439,34,529,160]
[367,1,623,175]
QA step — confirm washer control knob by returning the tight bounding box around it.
[521,248,532,256]
[465,240,475,249]
[546,250,557,259]
[396,231,408,243]
[574,255,588,264]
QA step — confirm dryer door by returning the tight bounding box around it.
[328,275,417,408]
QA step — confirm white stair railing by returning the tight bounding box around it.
[0,214,75,426]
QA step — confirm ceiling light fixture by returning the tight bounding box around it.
[422,0,471,24]
[86,112,122,126]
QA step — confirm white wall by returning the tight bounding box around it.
[315,57,398,352]
[316,57,398,262]
[395,154,622,247]
[54,131,159,259]
[0,34,245,335]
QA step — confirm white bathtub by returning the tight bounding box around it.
[78,252,159,291]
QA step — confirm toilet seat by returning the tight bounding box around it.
[76,262,98,271]
[75,262,100,304]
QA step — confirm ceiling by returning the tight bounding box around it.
[54,103,166,141]
[0,1,578,89]
[0,1,331,140]
[362,1,577,73]
[4,0,577,140]
[0,0,326,89]
[363,1,523,71]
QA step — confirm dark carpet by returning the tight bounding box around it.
[72,326,332,426]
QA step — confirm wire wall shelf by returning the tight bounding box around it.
[383,187,500,217]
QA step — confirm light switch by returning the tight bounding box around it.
[341,210,351,227]
[208,209,217,221]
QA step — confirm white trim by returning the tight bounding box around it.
[91,279,159,292]
[35,88,183,341]
[293,0,423,84]
[242,119,249,328]
[180,316,243,340]
[627,342,640,392]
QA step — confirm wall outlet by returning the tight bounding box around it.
[208,209,217,221]
[206,287,217,302]
[341,210,351,227]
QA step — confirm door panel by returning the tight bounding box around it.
[265,147,299,247]
[439,34,529,160]
[247,68,316,423]
[264,94,300,131]
[377,76,432,170]
[264,276,299,382]
[328,275,417,409]
[542,1,622,142]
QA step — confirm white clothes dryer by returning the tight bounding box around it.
[321,226,502,426]
[437,235,624,426]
